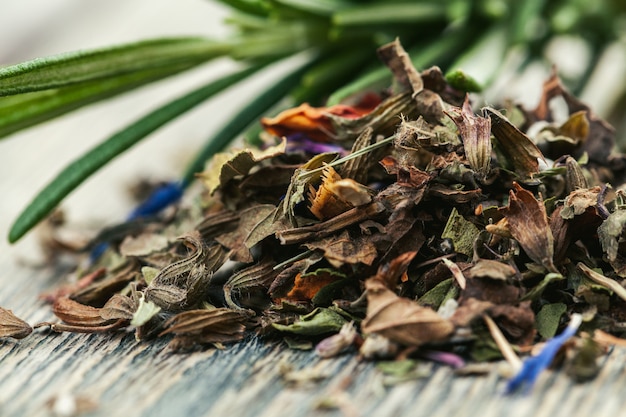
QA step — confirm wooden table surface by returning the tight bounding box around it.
[1,2,626,416]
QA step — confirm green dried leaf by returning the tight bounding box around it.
[417,278,458,310]
[535,302,567,338]
[130,294,162,327]
[272,307,348,336]
[441,207,480,257]
[598,209,626,263]
[141,266,161,286]
[200,138,286,194]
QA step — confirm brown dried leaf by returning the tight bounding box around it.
[0,307,32,339]
[119,232,170,257]
[199,138,286,194]
[100,294,137,321]
[160,308,249,351]
[484,107,545,177]
[531,71,615,163]
[304,230,377,268]
[39,267,107,304]
[160,308,248,336]
[502,182,556,272]
[215,204,276,263]
[445,95,492,178]
[277,201,385,245]
[52,298,113,327]
[71,261,138,307]
[377,38,424,95]
[468,259,516,281]
[560,186,601,220]
[223,260,278,310]
[361,279,454,346]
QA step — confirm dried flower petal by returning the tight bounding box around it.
[445,95,491,178]
[502,182,556,273]
[506,314,582,394]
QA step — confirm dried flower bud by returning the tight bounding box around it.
[315,322,357,358]
[0,307,32,339]
[445,95,491,179]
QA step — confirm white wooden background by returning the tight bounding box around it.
[1,2,626,416]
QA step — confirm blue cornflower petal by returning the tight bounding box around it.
[127,181,184,221]
[505,313,582,394]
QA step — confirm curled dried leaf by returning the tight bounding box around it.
[362,279,454,347]
[502,183,556,273]
[484,107,545,177]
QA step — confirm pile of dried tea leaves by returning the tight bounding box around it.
[5,40,626,390]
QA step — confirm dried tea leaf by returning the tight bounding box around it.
[377,38,423,95]
[502,182,556,273]
[141,266,160,285]
[484,107,545,177]
[445,95,491,177]
[328,92,418,140]
[131,294,162,327]
[578,263,626,302]
[281,152,339,225]
[560,186,600,219]
[284,268,345,302]
[223,260,277,310]
[162,308,248,351]
[119,232,170,257]
[441,208,480,257]
[531,71,615,164]
[417,278,458,310]
[215,204,275,263]
[0,307,32,339]
[468,259,516,281]
[40,267,107,304]
[315,321,357,358]
[339,126,374,184]
[304,231,377,268]
[362,279,454,346]
[160,308,248,336]
[100,294,136,321]
[277,201,385,245]
[272,307,348,336]
[598,209,626,263]
[199,138,286,194]
[536,302,567,338]
[71,261,138,307]
[52,298,112,327]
